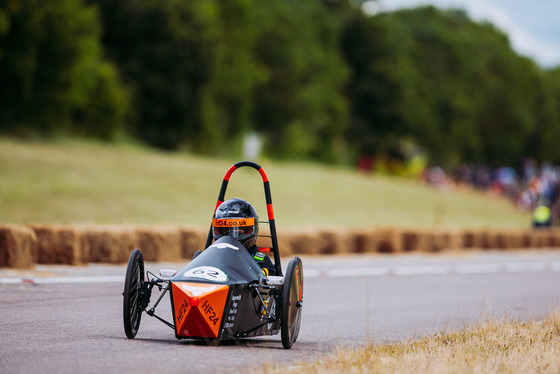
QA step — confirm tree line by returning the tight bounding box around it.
[1,0,559,168]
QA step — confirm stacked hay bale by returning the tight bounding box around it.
[423,229,461,252]
[552,230,560,247]
[179,225,207,259]
[31,225,83,265]
[347,227,402,253]
[495,229,524,250]
[79,225,138,264]
[136,225,182,261]
[280,228,321,255]
[401,228,428,252]
[3,224,560,269]
[0,225,37,269]
[462,229,485,249]
[136,225,182,262]
[375,227,402,253]
[316,227,352,255]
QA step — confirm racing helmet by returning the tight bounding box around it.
[212,198,259,249]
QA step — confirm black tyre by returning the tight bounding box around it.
[123,249,144,339]
[281,257,304,349]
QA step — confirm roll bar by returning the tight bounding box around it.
[204,161,282,276]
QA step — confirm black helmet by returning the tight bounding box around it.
[212,198,259,249]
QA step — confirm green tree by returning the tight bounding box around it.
[343,6,559,168]
[92,0,215,150]
[92,0,349,159]
[252,0,349,162]
[93,0,268,153]
[529,67,560,163]
[0,0,126,139]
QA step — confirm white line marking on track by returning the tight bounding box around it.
[0,275,124,285]
[303,261,560,278]
[1,262,559,284]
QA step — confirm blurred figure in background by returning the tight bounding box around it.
[532,197,552,229]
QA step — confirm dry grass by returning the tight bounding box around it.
[261,312,560,374]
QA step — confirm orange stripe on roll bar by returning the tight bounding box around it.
[266,204,274,220]
[214,200,223,213]
[224,165,237,181]
[258,167,269,182]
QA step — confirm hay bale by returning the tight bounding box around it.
[551,230,560,247]
[281,228,320,255]
[348,228,377,253]
[480,230,500,249]
[347,227,402,253]
[0,225,37,269]
[495,230,512,250]
[443,229,462,250]
[82,225,138,264]
[179,225,207,259]
[521,230,533,248]
[275,231,294,257]
[544,230,555,248]
[136,225,182,262]
[462,229,485,249]
[535,230,554,248]
[423,230,440,252]
[31,225,83,265]
[375,227,402,253]
[316,228,351,255]
[423,229,461,252]
[401,229,428,252]
[506,231,525,249]
[521,229,556,249]
[524,230,543,248]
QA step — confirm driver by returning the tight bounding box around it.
[212,198,275,276]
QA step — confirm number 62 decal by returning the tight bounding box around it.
[184,266,228,282]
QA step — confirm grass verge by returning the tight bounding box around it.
[261,311,560,373]
[0,137,530,228]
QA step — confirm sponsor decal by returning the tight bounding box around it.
[184,266,228,282]
[176,299,189,324]
[201,300,220,326]
[222,294,242,331]
[212,243,239,250]
[212,217,255,228]
[182,283,217,296]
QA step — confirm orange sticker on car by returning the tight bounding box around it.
[212,217,255,227]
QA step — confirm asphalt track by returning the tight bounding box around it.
[1,250,560,373]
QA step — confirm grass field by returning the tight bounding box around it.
[0,137,530,229]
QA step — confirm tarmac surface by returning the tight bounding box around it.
[1,250,559,373]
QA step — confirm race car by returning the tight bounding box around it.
[122,161,304,349]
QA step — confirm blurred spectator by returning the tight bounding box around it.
[425,158,560,227]
[532,199,552,229]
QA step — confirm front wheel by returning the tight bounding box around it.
[281,257,304,349]
[123,249,145,339]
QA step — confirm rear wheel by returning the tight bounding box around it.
[281,257,304,349]
[123,249,144,339]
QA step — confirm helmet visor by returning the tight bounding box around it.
[212,217,256,240]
